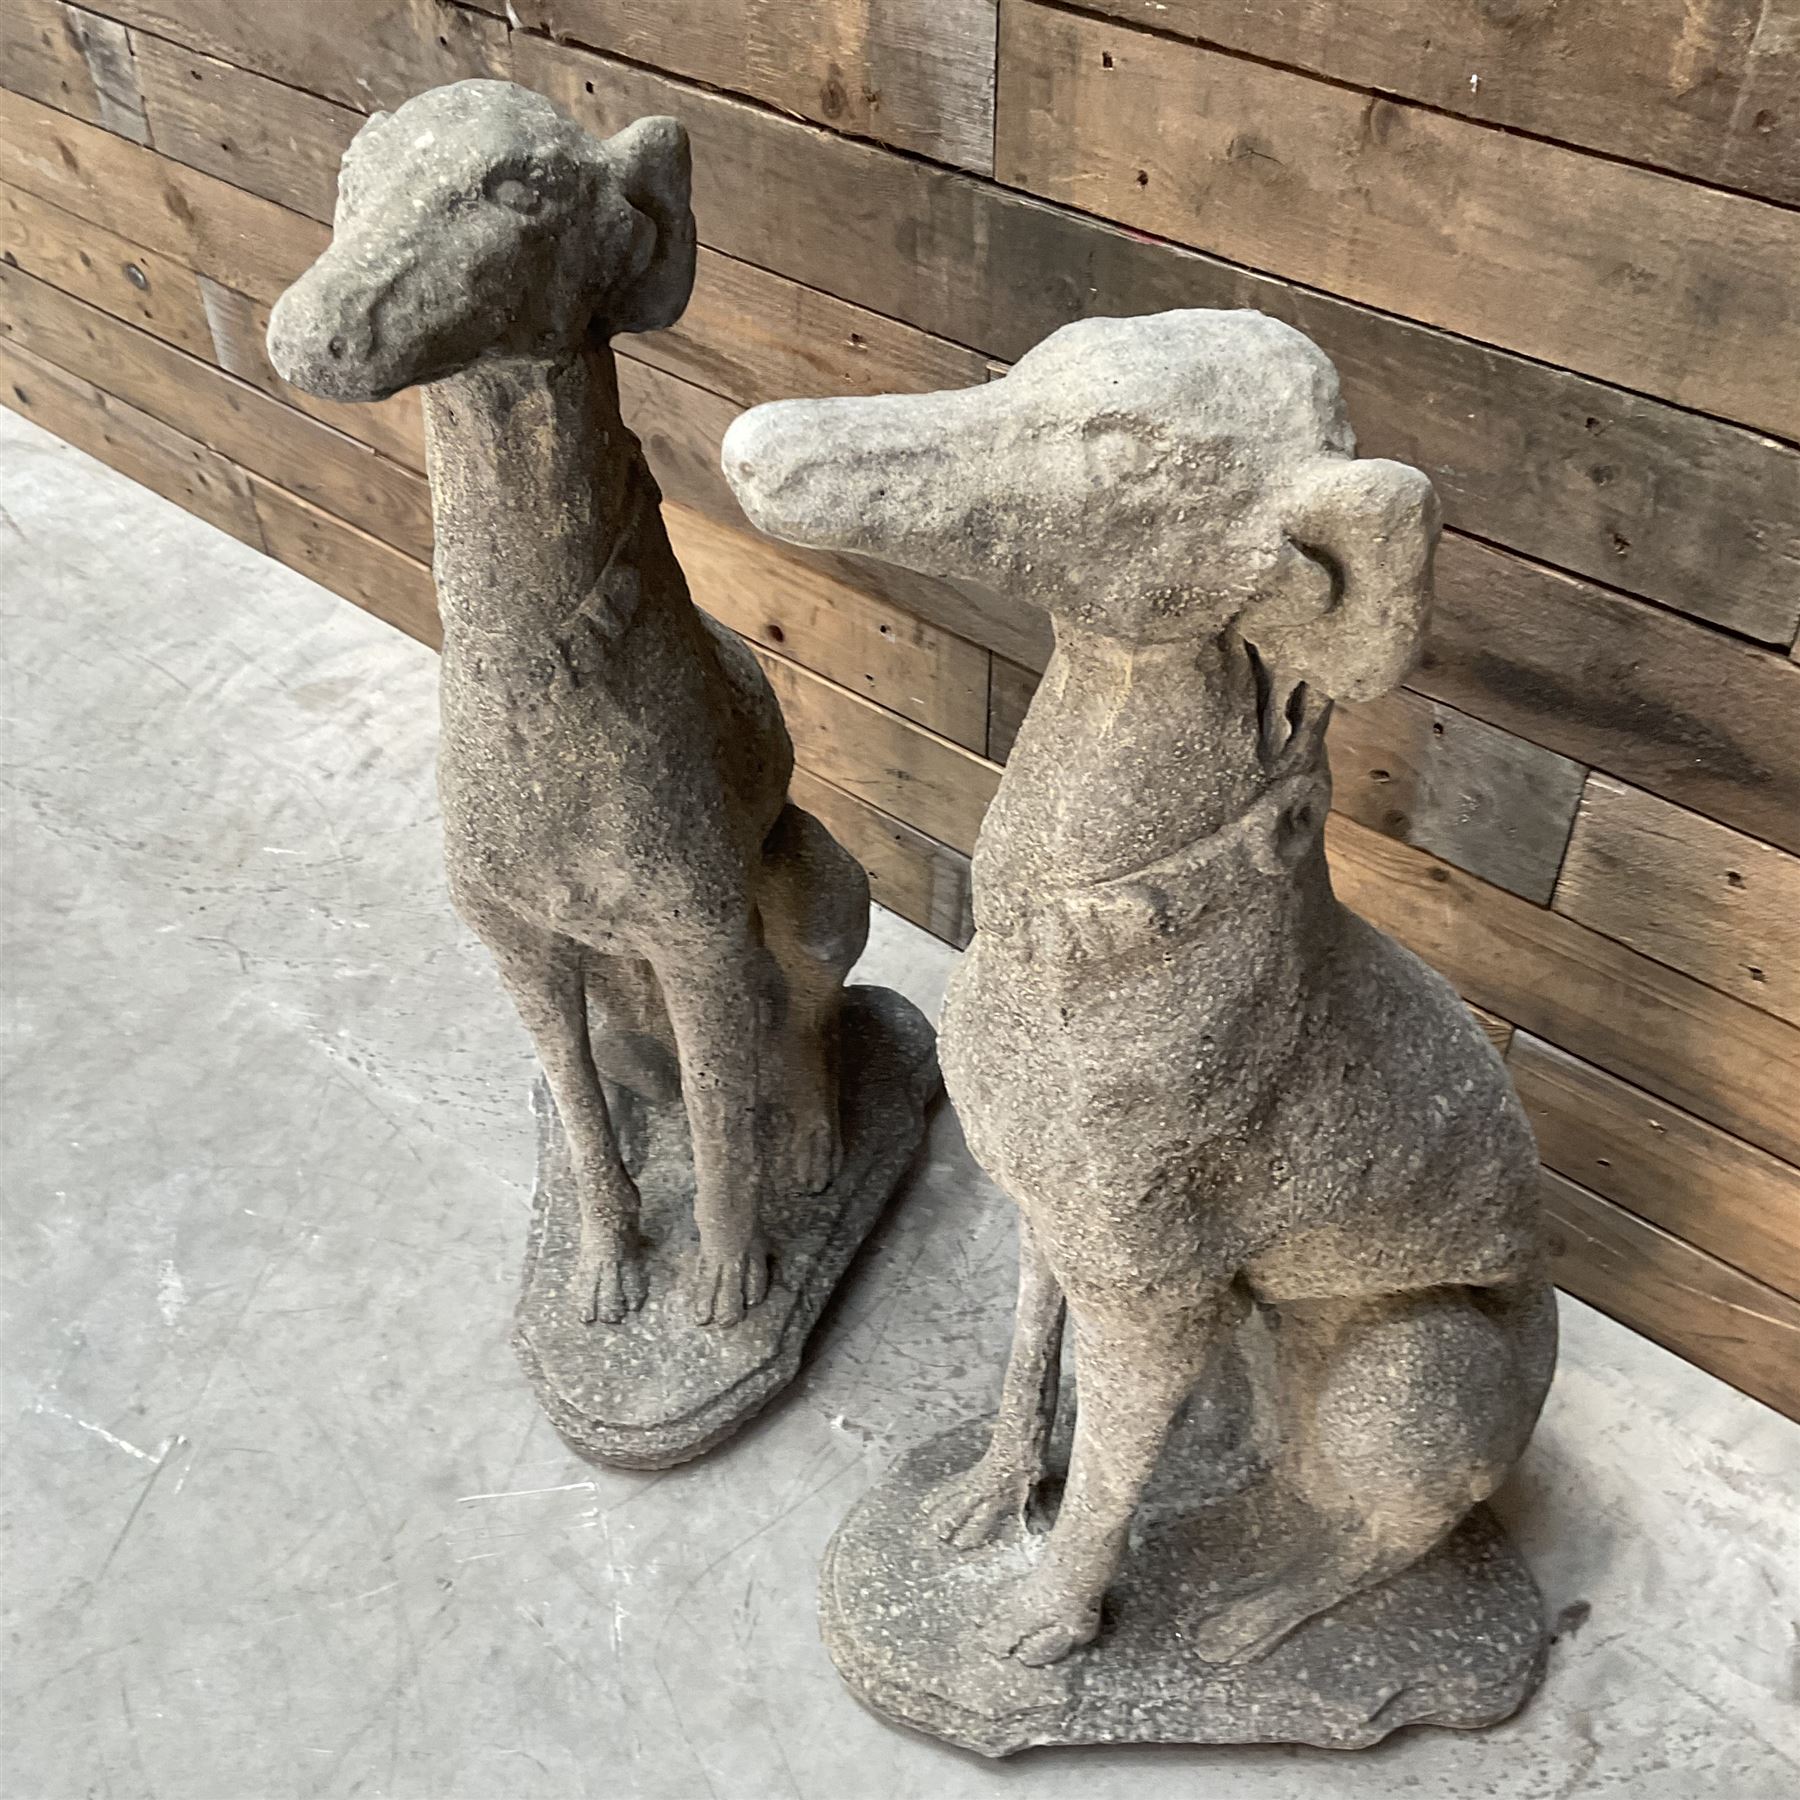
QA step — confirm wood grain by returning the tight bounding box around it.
[1554,776,1800,1026]
[0,1,149,142]
[667,502,990,752]
[1424,536,1800,858]
[83,1,509,112]
[521,37,1800,643]
[749,645,1001,856]
[789,766,974,949]
[514,0,998,172]
[1069,1,1800,206]
[1513,1035,1800,1304]
[0,262,433,559]
[0,334,262,545]
[0,89,327,302]
[995,2,1800,438]
[134,33,362,223]
[1542,1169,1800,1420]
[1325,813,1800,1168]
[249,476,442,651]
[0,182,214,358]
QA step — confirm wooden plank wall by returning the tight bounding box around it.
[3,0,1796,1416]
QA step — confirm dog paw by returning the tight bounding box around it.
[577,1223,648,1326]
[924,1460,1033,1552]
[772,1109,842,1195]
[982,1573,1102,1667]
[689,1232,772,1326]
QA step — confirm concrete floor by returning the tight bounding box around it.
[2,404,1796,1799]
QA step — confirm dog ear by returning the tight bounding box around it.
[602,115,698,335]
[1242,459,1439,703]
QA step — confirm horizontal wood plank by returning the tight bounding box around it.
[0,88,327,302]
[995,1,1800,438]
[0,262,432,558]
[0,181,214,358]
[87,1,509,112]
[0,0,148,143]
[521,37,1800,645]
[1542,1169,1800,1420]
[1554,775,1800,1026]
[0,334,262,544]
[1324,813,1800,1168]
[133,33,361,222]
[514,1,998,172]
[1513,1035,1800,1304]
[789,767,974,948]
[1069,1,1800,206]
[248,475,441,650]
[1424,536,1800,859]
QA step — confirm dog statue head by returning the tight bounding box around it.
[722,310,1437,703]
[267,81,695,404]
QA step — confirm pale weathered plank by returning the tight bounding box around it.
[0,89,327,301]
[196,276,427,472]
[635,246,991,408]
[1325,813,1800,1168]
[134,33,362,222]
[748,645,1001,856]
[520,36,1800,644]
[514,0,998,171]
[1512,1034,1800,1304]
[0,261,432,558]
[84,1,508,111]
[666,503,991,752]
[995,2,1800,438]
[1069,1,1800,206]
[0,181,214,358]
[1553,775,1800,1027]
[789,766,974,949]
[0,334,262,544]
[1541,1169,1800,1420]
[249,475,442,650]
[1424,535,1800,859]
[0,1,149,142]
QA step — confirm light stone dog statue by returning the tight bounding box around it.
[724,310,1556,1676]
[268,82,870,1332]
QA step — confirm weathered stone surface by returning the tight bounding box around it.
[518,985,939,1468]
[823,1419,1546,1757]
[725,308,1557,1745]
[268,80,935,1454]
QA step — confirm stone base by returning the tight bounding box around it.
[822,1420,1547,1756]
[514,984,939,1469]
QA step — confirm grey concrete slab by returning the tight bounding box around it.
[1,407,1795,1799]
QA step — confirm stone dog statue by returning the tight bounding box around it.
[268,83,937,1465]
[725,311,1557,1748]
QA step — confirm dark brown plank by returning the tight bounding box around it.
[0,1,149,143]
[0,334,262,545]
[1542,1169,1800,1420]
[514,0,998,171]
[85,1,509,111]
[1553,775,1800,1027]
[1422,535,1800,859]
[520,37,1800,645]
[789,767,974,949]
[0,89,327,302]
[1071,1,1800,206]
[1325,813,1800,1168]
[133,34,361,222]
[996,3,1800,437]
[249,475,442,651]
[0,261,432,559]
[1513,1035,1800,1304]
[0,181,214,358]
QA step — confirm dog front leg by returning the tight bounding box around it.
[926,1215,1066,1549]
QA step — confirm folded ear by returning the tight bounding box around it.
[602,115,697,335]
[1242,458,1439,703]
